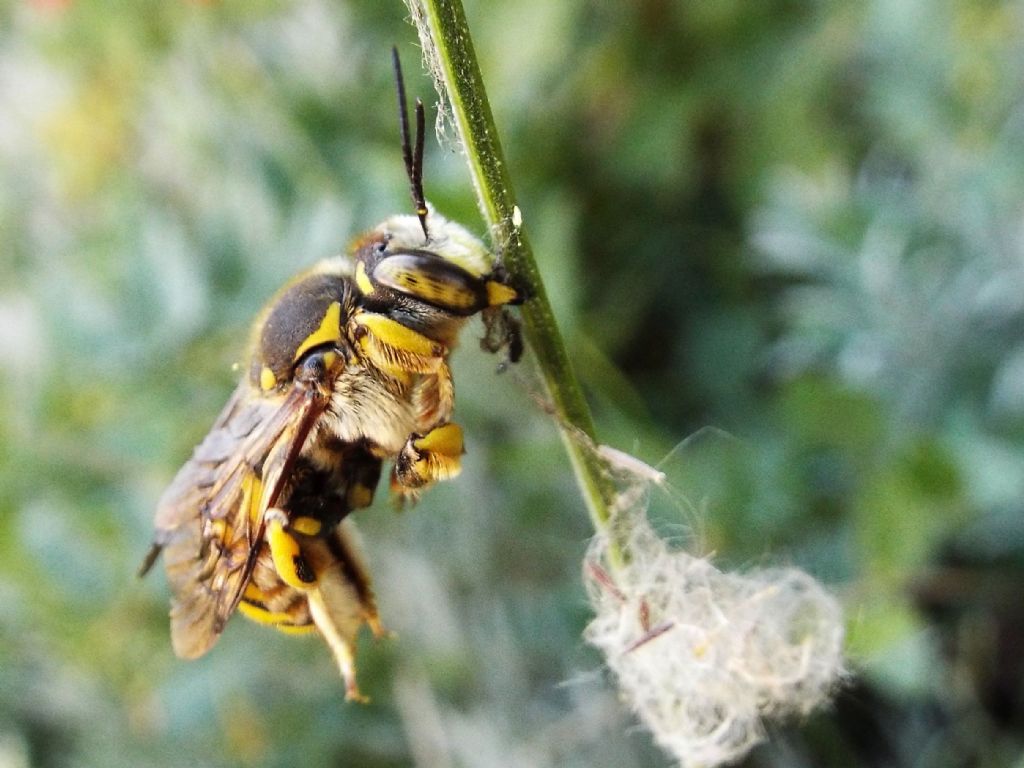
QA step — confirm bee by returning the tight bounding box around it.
[140,51,522,701]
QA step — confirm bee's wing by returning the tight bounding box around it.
[151,379,330,659]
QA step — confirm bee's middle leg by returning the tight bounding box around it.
[391,422,465,496]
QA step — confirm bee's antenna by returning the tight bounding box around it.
[391,46,429,241]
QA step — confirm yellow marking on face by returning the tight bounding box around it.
[292,516,322,536]
[486,280,519,307]
[260,366,277,392]
[293,301,343,362]
[355,261,375,295]
[414,422,464,457]
[375,260,477,310]
[348,483,374,509]
[406,274,476,308]
[321,350,338,370]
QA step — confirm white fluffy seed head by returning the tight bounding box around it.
[583,450,846,768]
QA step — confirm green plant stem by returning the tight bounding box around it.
[409,0,617,542]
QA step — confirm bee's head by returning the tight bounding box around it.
[249,270,355,393]
[349,210,519,340]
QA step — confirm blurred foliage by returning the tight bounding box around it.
[2,0,1024,766]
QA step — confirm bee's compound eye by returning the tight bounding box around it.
[371,252,488,315]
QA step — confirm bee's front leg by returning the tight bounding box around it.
[265,508,320,590]
[391,422,465,498]
[350,312,447,377]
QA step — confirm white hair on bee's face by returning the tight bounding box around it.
[380,205,494,278]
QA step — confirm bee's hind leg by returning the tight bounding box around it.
[302,527,385,704]
[265,508,319,591]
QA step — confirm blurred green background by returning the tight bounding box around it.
[3,0,1024,766]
